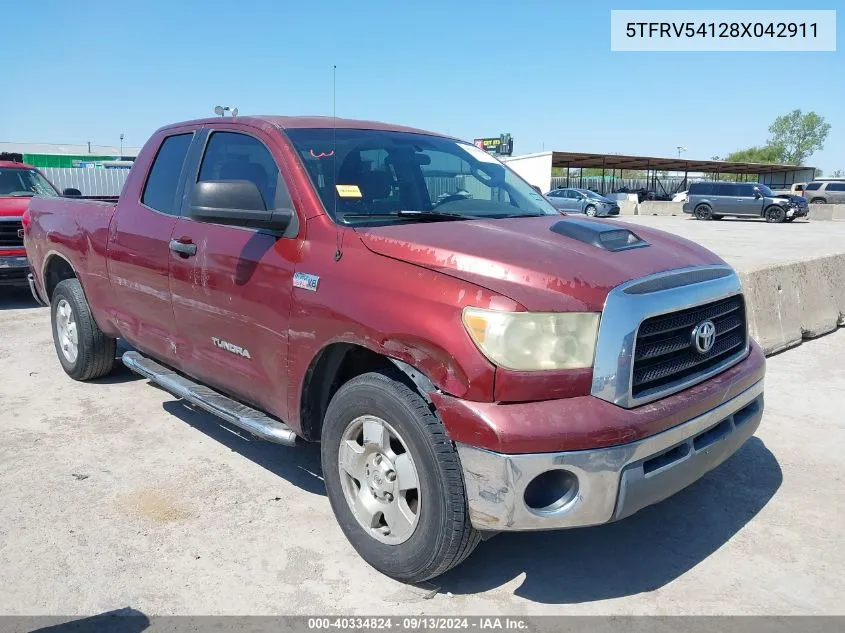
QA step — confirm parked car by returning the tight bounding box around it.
[25,115,765,583]
[545,188,620,216]
[672,190,688,202]
[0,161,63,288]
[802,180,845,204]
[683,181,809,222]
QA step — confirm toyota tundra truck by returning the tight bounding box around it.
[1,161,63,288]
[24,116,765,582]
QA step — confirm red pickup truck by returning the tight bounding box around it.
[0,161,64,288]
[25,116,765,582]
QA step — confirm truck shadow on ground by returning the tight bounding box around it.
[162,399,325,496]
[29,607,149,632]
[436,436,781,604]
[0,286,41,310]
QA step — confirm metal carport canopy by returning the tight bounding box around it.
[549,151,811,175]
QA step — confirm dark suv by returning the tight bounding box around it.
[802,181,845,205]
[683,181,809,223]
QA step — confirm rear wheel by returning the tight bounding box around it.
[50,279,116,381]
[321,369,479,583]
[764,206,787,223]
[810,198,825,204]
[694,204,713,220]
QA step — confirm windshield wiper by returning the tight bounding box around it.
[338,210,477,223]
[8,192,36,197]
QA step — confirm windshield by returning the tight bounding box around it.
[284,128,559,223]
[0,167,59,197]
[757,184,774,197]
[584,190,605,200]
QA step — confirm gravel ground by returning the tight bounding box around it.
[0,286,843,616]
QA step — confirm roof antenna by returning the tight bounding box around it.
[332,64,344,262]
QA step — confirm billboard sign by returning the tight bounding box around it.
[473,134,513,156]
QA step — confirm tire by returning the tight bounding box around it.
[764,206,787,223]
[50,278,116,381]
[584,205,597,217]
[321,369,479,583]
[810,198,825,204]
[694,204,713,220]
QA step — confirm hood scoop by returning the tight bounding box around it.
[550,218,650,252]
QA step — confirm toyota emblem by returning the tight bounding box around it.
[692,320,716,354]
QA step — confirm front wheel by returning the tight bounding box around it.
[584,205,597,217]
[50,279,116,381]
[764,206,787,223]
[321,370,479,583]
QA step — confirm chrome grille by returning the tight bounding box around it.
[632,295,746,399]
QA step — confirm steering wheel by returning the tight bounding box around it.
[432,193,469,209]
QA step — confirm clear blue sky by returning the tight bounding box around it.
[5,0,843,171]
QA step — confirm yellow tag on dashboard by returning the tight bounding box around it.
[336,184,362,198]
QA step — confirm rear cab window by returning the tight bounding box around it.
[141,133,193,214]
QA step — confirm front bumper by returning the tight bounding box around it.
[787,205,809,218]
[599,205,620,217]
[457,378,764,531]
[0,255,30,287]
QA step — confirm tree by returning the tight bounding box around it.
[767,109,831,165]
[722,145,786,164]
[830,169,844,178]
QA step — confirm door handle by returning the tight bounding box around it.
[169,239,197,257]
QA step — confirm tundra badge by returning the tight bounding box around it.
[293,272,320,292]
[211,337,252,359]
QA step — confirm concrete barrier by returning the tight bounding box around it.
[618,200,639,216]
[808,203,845,221]
[637,201,685,216]
[740,253,845,355]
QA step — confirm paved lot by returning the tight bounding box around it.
[0,287,843,616]
[615,215,845,271]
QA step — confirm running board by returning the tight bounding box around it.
[122,351,297,446]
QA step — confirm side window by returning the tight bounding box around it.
[198,132,291,210]
[141,133,193,215]
[737,184,756,197]
[690,183,712,195]
[565,190,580,199]
[714,183,739,196]
[805,182,822,191]
[826,182,845,191]
[548,190,563,198]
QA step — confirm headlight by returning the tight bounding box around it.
[462,308,600,370]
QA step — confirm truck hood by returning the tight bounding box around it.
[0,196,31,217]
[356,216,726,311]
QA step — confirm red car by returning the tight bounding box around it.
[0,161,63,288]
[24,116,765,582]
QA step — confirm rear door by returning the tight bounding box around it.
[168,126,301,419]
[106,129,195,362]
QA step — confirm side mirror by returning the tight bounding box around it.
[62,188,82,197]
[188,180,292,231]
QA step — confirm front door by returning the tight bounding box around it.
[106,130,195,362]
[168,127,301,420]
[733,184,762,216]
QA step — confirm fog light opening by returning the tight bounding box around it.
[523,469,579,513]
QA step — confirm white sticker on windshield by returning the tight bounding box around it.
[460,143,502,164]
